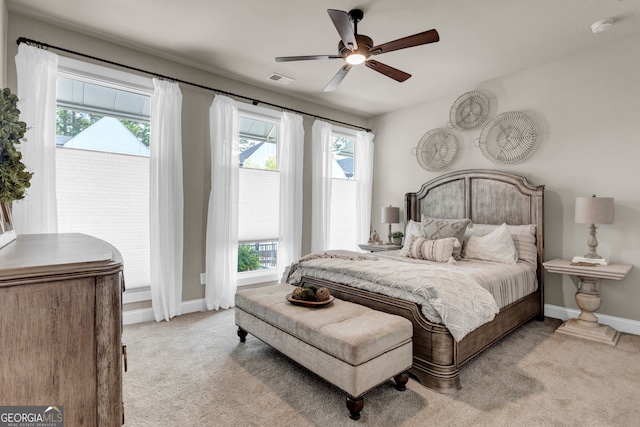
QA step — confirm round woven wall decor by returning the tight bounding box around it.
[449,91,490,131]
[477,111,538,164]
[412,128,458,171]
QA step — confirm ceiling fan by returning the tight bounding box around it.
[275,9,439,92]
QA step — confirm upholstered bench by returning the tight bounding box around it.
[235,283,413,420]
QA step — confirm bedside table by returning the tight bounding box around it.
[358,243,402,252]
[543,258,633,346]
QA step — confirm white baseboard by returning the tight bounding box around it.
[123,298,209,325]
[545,304,640,336]
[122,307,156,325]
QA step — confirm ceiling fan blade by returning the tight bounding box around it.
[323,64,352,92]
[369,29,439,55]
[327,9,358,50]
[276,55,342,62]
[365,60,411,82]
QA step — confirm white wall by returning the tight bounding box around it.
[371,34,640,321]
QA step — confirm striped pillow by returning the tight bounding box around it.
[404,236,459,263]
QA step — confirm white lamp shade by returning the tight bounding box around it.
[381,206,400,224]
[575,196,614,225]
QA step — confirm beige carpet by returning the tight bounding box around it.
[122,309,640,426]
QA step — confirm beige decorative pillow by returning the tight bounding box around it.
[465,223,537,268]
[463,223,518,264]
[404,236,459,263]
[421,216,472,259]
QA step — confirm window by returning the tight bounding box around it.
[329,130,358,251]
[55,58,153,291]
[237,105,280,279]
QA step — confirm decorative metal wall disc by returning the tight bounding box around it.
[412,128,458,171]
[477,111,538,164]
[449,91,490,131]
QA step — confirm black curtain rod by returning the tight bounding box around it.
[16,37,371,132]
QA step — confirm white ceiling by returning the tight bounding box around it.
[8,0,640,117]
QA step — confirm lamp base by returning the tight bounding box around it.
[571,256,609,265]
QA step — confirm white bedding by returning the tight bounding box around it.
[285,250,538,342]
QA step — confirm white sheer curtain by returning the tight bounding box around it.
[277,112,304,276]
[311,119,333,253]
[355,130,375,244]
[13,44,59,234]
[205,95,239,310]
[149,79,184,322]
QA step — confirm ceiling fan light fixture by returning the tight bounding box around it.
[591,18,614,33]
[346,53,366,65]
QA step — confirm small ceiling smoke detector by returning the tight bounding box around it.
[591,18,614,34]
[266,73,294,85]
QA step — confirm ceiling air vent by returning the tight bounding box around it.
[267,73,294,85]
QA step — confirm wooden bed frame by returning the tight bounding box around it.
[299,169,545,393]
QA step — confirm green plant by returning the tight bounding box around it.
[0,87,31,204]
[237,244,261,272]
[392,231,404,238]
[264,156,276,171]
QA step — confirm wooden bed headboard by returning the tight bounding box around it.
[405,169,545,293]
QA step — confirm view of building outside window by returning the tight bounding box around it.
[331,136,355,179]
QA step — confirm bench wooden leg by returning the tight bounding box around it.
[346,395,364,420]
[393,371,409,391]
[237,327,248,343]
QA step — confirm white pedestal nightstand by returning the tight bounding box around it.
[543,258,633,346]
[358,243,402,252]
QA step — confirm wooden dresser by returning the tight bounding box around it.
[0,233,124,426]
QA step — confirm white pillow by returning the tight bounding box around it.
[399,219,424,255]
[463,223,518,264]
[465,223,537,268]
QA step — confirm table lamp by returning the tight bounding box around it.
[381,206,400,245]
[574,194,614,263]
